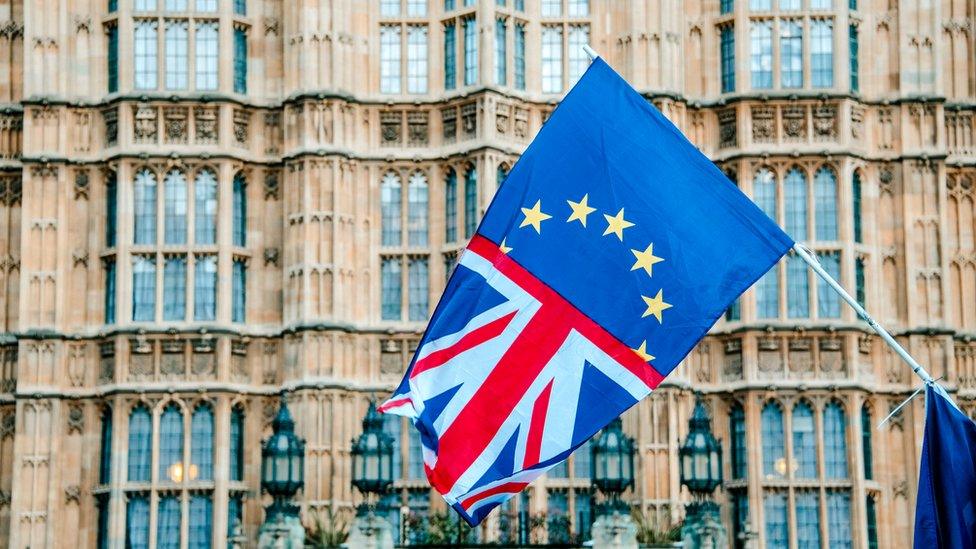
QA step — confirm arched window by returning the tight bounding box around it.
[133,169,158,245]
[796,491,822,548]
[497,164,509,189]
[159,404,184,481]
[100,407,113,484]
[383,414,402,480]
[191,404,214,481]
[792,401,816,478]
[106,172,118,247]
[785,167,807,239]
[229,406,245,481]
[381,172,402,246]
[761,402,785,477]
[233,173,247,247]
[194,169,217,245]
[754,169,780,319]
[194,255,217,321]
[861,404,873,479]
[787,252,809,318]
[162,256,186,321]
[730,403,747,479]
[188,494,213,547]
[814,167,838,241]
[128,406,152,482]
[407,172,428,246]
[852,171,862,243]
[132,255,157,321]
[824,401,849,478]
[444,169,457,243]
[753,168,777,220]
[464,167,478,238]
[157,496,181,548]
[126,495,150,548]
[163,170,187,244]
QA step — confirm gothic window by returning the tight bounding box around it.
[128,406,152,481]
[381,0,399,16]
[861,404,873,479]
[132,255,157,321]
[780,0,800,10]
[756,268,780,319]
[542,0,560,16]
[852,170,862,243]
[157,496,180,548]
[134,20,159,90]
[753,167,777,219]
[134,169,158,245]
[750,20,773,89]
[383,414,402,479]
[541,26,563,93]
[129,3,227,92]
[855,257,866,306]
[568,0,589,16]
[108,25,119,93]
[188,495,213,548]
[381,172,402,246]
[787,253,809,318]
[796,491,822,548]
[233,28,248,93]
[232,258,246,323]
[495,19,507,86]
[407,0,426,16]
[194,254,217,321]
[761,402,785,477]
[106,172,118,246]
[229,406,245,481]
[866,496,879,548]
[228,495,244,539]
[463,18,478,86]
[100,407,113,484]
[159,404,183,480]
[780,20,802,88]
[514,23,526,89]
[823,401,848,478]
[444,23,456,90]
[408,258,429,321]
[162,255,187,320]
[445,169,457,242]
[573,438,592,477]
[233,0,245,15]
[127,495,151,548]
[811,0,832,9]
[164,21,189,90]
[785,168,807,239]
[164,170,188,244]
[721,26,735,93]
[811,20,833,87]
[105,259,117,324]
[750,0,771,8]
[464,167,478,238]
[721,0,734,12]
[195,22,218,91]
[407,429,424,479]
[381,257,403,320]
[764,492,788,547]
[731,490,749,549]
[191,404,214,480]
[233,173,247,247]
[817,251,841,317]
[849,24,858,92]
[97,494,110,549]
[827,491,852,547]
[407,172,429,246]
[568,25,590,84]
[730,404,747,479]
[407,26,429,93]
[497,164,509,189]
[792,401,817,478]
[194,169,218,245]
[815,167,838,240]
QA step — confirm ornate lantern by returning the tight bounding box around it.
[590,417,635,510]
[350,401,395,507]
[261,395,306,521]
[679,398,723,498]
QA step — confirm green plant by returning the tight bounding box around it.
[403,510,476,545]
[305,508,349,548]
[631,507,682,545]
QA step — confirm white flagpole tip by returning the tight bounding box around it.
[582,44,599,61]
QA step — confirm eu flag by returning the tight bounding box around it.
[381,57,793,525]
[914,384,976,548]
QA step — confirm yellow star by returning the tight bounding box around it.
[499,238,512,254]
[602,208,635,241]
[630,243,664,277]
[519,200,552,234]
[633,340,656,362]
[566,194,597,227]
[641,289,672,323]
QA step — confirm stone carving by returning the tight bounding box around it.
[496,103,511,134]
[380,111,401,145]
[461,103,477,138]
[0,176,20,206]
[264,171,279,200]
[74,170,89,200]
[893,479,908,498]
[164,107,188,144]
[312,103,333,143]
[514,107,529,138]
[264,247,279,266]
[64,485,81,504]
[233,109,249,145]
[102,108,118,146]
[442,107,457,143]
[722,338,743,380]
[751,106,774,143]
[195,106,218,144]
[782,106,806,140]
[262,342,278,384]
[67,344,86,387]
[407,111,428,146]
[134,105,157,143]
[788,338,813,374]
[0,491,9,507]
[820,337,843,373]
[66,404,84,434]
[72,249,88,268]
[718,108,736,148]
[813,105,837,140]
[851,105,865,139]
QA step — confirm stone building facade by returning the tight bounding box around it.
[0,0,970,547]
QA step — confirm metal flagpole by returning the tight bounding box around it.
[579,44,935,388]
[792,243,935,385]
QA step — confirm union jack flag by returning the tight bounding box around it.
[382,58,792,526]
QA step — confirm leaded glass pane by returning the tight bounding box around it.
[408,257,428,321]
[763,492,788,548]
[730,404,747,479]
[191,405,214,480]
[407,0,426,16]
[381,25,401,93]
[164,170,188,244]
[464,18,478,86]
[792,402,817,478]
[163,255,186,321]
[568,25,590,85]
[99,408,112,484]
[753,168,777,219]
[407,172,428,246]
[134,170,158,245]
[541,25,563,93]
[407,26,428,94]
[134,21,159,90]
[233,28,247,93]
[785,168,807,239]
[861,405,873,479]
[824,402,849,478]
[444,23,456,89]
[97,494,110,549]
[495,19,507,86]
[105,259,116,324]
[233,174,247,246]
[381,0,399,16]
[381,257,402,320]
[756,268,780,319]
[232,259,246,323]
[132,255,157,321]
[817,252,841,318]
[381,172,402,246]
[230,408,245,481]
[721,26,735,93]
[128,406,152,481]
[194,169,217,244]
[164,21,189,90]
[194,255,217,321]
[126,496,150,549]
[750,0,771,9]
[852,171,862,243]
[780,20,802,88]
[108,26,119,92]
[814,167,838,240]
[228,494,244,538]
[866,497,879,549]
[827,491,852,548]
[159,404,184,481]
[750,20,773,89]
[796,491,821,549]
[850,25,859,92]
[445,170,457,242]
[541,0,560,16]
[761,403,784,477]
[383,414,402,479]
[157,496,181,549]
[811,20,834,88]
[407,429,424,479]
[568,0,588,16]
[787,254,809,318]
[195,22,218,91]
[106,173,117,246]
[514,24,526,89]
[188,494,213,548]
[464,168,478,238]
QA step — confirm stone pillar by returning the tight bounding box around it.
[342,512,395,549]
[590,511,639,549]
[681,502,728,549]
[257,513,306,549]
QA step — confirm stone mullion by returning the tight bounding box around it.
[147,405,161,549]
[782,399,797,549]
[180,406,190,549]
[211,396,230,549]
[848,393,866,549]
[109,397,127,548]
[217,162,234,324]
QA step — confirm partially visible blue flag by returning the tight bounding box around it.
[914,384,976,548]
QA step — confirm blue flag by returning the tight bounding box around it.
[914,384,976,548]
[382,57,793,525]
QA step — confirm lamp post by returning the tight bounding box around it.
[346,400,396,549]
[679,396,726,548]
[258,394,307,548]
[589,417,639,549]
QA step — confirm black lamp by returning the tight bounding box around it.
[261,394,306,522]
[679,397,723,523]
[351,401,395,513]
[590,417,635,512]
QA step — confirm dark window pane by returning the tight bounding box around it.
[194,255,217,321]
[408,257,428,321]
[163,255,186,321]
[445,170,457,242]
[464,168,478,238]
[157,496,181,549]
[96,494,110,549]
[233,28,247,93]
[104,258,116,324]
[126,495,150,549]
[233,259,246,323]
[861,405,873,479]
[194,169,218,245]
[191,405,214,480]
[233,0,246,15]
[188,494,213,549]
[230,408,245,481]
[444,24,456,90]
[99,408,112,484]
[381,257,402,320]
[730,404,747,478]
[128,406,152,482]
[106,172,117,246]
[108,26,119,92]
[159,404,184,481]
[233,174,247,246]
[133,170,157,244]
[721,26,735,93]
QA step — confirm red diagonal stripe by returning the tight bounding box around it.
[410,310,518,379]
[460,481,530,511]
[523,379,554,468]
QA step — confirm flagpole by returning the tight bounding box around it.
[578,44,934,387]
[792,243,935,385]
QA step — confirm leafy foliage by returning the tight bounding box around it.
[304,507,349,548]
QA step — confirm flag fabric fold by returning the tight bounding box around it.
[914,384,976,549]
[382,57,793,526]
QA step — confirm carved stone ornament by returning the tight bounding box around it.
[164,107,188,144]
[0,413,14,439]
[718,108,736,148]
[751,107,775,143]
[133,105,157,143]
[461,103,477,138]
[813,105,837,139]
[264,247,280,266]
[64,485,81,504]
[195,106,218,144]
[782,106,806,139]
[407,111,428,146]
[264,170,279,200]
[74,170,89,200]
[380,111,402,145]
[102,108,118,146]
[66,404,84,434]
[233,109,249,145]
